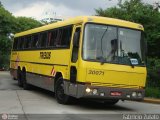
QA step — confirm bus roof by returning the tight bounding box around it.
[15,16,144,38]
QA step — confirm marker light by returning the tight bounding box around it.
[92,89,98,95]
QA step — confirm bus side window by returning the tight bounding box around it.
[61,26,72,47]
[47,26,72,48]
[21,37,25,49]
[48,32,52,47]
[55,29,62,47]
[24,36,28,49]
[35,33,41,48]
[59,29,63,46]
[28,36,32,49]
[19,37,24,49]
[17,38,20,50]
[53,30,58,47]
[17,37,24,50]
[39,32,47,48]
[47,30,55,47]
[24,36,31,49]
[32,34,39,48]
[13,38,18,50]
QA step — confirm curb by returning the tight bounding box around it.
[143,98,160,104]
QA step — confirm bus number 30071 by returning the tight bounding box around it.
[88,70,104,75]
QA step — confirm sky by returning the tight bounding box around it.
[1,0,160,20]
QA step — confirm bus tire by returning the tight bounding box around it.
[104,99,119,106]
[22,70,30,90]
[55,77,71,104]
[17,69,23,87]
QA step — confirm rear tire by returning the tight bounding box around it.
[55,77,71,104]
[22,70,30,90]
[17,69,23,87]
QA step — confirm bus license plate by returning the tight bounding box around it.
[110,91,122,96]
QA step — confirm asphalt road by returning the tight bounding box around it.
[0,71,160,120]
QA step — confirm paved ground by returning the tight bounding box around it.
[0,71,160,120]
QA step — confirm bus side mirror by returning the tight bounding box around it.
[73,31,80,47]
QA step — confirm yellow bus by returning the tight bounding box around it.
[10,16,147,105]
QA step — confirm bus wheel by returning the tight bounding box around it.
[55,77,71,104]
[17,69,23,87]
[22,71,30,90]
[104,99,119,106]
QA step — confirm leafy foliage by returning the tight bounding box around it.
[15,17,42,33]
[0,35,12,53]
[0,6,14,69]
[0,4,42,69]
[0,6,16,35]
[147,58,160,88]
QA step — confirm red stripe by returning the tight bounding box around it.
[52,71,56,76]
[50,67,55,75]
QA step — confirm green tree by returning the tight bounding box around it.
[15,17,42,33]
[0,5,15,69]
[0,2,2,7]
[0,5,16,35]
[0,3,42,69]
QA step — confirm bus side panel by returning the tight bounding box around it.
[10,49,70,91]
[26,64,68,92]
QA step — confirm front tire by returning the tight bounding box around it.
[55,77,71,104]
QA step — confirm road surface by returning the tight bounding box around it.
[0,71,160,120]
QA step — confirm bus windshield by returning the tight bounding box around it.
[83,23,145,66]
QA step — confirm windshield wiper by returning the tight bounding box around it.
[99,27,108,65]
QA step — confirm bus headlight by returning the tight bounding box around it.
[86,87,91,93]
[132,92,137,97]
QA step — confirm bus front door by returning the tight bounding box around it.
[68,25,81,96]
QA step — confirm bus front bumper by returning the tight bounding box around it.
[64,81,145,101]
